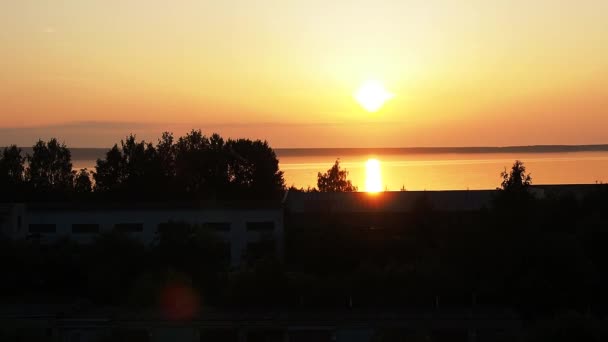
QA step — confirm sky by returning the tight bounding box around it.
[1,0,607,148]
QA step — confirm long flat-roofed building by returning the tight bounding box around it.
[283,190,495,232]
[0,201,284,267]
[282,184,603,230]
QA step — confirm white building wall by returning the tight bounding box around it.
[15,205,283,267]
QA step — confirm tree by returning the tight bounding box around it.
[88,131,285,199]
[86,232,147,304]
[25,138,74,193]
[73,168,92,193]
[226,138,285,199]
[500,160,532,192]
[93,144,126,192]
[157,132,176,180]
[154,221,230,304]
[154,221,229,272]
[495,160,535,230]
[119,134,162,195]
[317,159,357,192]
[174,130,227,197]
[0,145,25,200]
[94,135,163,197]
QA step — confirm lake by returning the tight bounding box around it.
[67,147,608,191]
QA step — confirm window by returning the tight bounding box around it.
[246,221,275,232]
[28,224,56,233]
[203,222,231,232]
[17,215,22,229]
[72,224,100,234]
[114,223,143,233]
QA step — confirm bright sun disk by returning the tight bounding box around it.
[355,80,394,112]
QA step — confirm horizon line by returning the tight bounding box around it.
[10,143,608,149]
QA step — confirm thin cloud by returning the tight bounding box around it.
[1,120,404,131]
[0,120,407,148]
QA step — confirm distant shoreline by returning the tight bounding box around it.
[274,145,608,156]
[9,144,608,160]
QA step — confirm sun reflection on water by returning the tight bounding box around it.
[365,158,382,193]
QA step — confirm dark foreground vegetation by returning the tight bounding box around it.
[3,136,608,339]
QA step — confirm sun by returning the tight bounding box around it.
[365,158,383,193]
[354,80,394,112]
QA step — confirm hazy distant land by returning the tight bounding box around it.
[11,144,608,161]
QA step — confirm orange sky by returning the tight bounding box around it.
[1,1,607,147]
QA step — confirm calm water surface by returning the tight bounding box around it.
[279,151,608,190]
[72,150,608,191]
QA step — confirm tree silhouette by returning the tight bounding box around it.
[25,138,74,194]
[155,221,229,273]
[119,135,163,195]
[317,159,357,192]
[93,144,125,193]
[156,132,176,181]
[86,231,147,304]
[94,135,163,197]
[174,131,229,197]
[495,160,535,224]
[73,168,93,193]
[92,131,284,199]
[226,138,285,199]
[0,145,25,200]
[500,160,532,192]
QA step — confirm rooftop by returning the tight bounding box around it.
[284,184,605,213]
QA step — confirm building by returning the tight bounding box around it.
[282,184,603,230]
[282,190,496,232]
[0,201,284,267]
[0,184,601,267]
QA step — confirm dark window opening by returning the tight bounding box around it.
[114,223,143,233]
[28,224,56,233]
[204,222,231,232]
[72,224,100,234]
[17,215,22,229]
[246,221,275,232]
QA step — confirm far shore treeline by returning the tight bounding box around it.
[0,131,286,202]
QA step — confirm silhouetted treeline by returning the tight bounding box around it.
[0,131,285,201]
